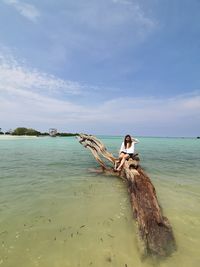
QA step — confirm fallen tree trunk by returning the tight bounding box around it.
[77,134,176,257]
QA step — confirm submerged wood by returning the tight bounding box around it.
[77,134,176,257]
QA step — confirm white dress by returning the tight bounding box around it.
[120,139,139,154]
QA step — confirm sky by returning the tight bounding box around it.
[0,0,200,136]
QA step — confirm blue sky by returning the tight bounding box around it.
[0,0,200,136]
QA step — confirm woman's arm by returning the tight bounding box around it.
[132,138,139,143]
[119,142,124,155]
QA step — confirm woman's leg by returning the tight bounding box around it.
[116,154,129,171]
[114,153,125,170]
[118,153,124,160]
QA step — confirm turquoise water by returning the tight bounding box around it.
[0,135,200,267]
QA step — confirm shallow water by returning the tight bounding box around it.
[0,136,200,267]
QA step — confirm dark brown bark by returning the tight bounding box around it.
[77,134,176,257]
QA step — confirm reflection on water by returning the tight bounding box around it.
[0,136,200,267]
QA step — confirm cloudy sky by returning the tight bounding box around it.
[0,0,200,136]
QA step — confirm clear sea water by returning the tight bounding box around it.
[0,135,200,267]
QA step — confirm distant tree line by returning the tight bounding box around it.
[0,127,78,137]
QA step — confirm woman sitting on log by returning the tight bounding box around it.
[115,134,139,171]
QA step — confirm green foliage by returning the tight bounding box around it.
[12,127,41,136]
[10,127,78,137]
[0,132,4,135]
[26,128,41,136]
[56,132,78,137]
[39,132,49,136]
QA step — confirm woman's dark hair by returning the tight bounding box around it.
[124,134,132,149]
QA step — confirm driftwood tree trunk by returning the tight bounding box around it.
[77,134,176,257]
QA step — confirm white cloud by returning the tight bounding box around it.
[0,51,83,96]
[55,0,157,60]
[0,50,199,136]
[3,0,40,22]
[2,1,158,69]
[1,87,200,135]
[100,95,200,122]
[111,0,155,30]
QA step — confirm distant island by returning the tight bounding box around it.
[0,127,78,137]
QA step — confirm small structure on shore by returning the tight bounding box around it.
[78,134,176,258]
[49,128,57,137]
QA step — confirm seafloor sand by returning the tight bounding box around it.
[0,136,200,267]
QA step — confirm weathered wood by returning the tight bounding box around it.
[77,134,176,257]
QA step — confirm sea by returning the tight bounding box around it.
[0,135,200,267]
